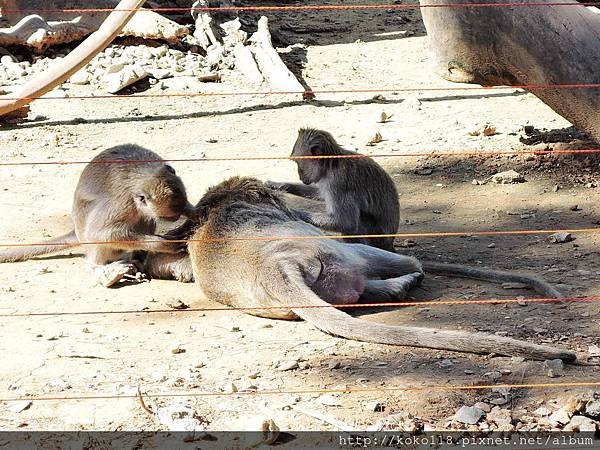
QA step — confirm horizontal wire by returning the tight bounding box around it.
[1,148,599,168]
[2,2,599,14]
[1,227,599,248]
[2,381,599,403]
[1,296,598,318]
[4,84,600,102]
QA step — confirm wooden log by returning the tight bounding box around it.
[419,0,600,141]
[249,16,304,94]
[0,0,146,116]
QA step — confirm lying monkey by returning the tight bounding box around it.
[267,128,562,298]
[0,144,194,287]
[178,176,575,361]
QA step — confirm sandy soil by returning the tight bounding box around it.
[0,0,599,434]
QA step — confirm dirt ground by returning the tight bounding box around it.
[0,0,599,434]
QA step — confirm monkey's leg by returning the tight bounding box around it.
[145,253,194,282]
[360,272,424,302]
[266,181,321,200]
[85,246,146,287]
[349,244,423,278]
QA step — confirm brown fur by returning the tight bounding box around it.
[185,176,576,362]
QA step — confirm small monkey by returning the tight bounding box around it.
[268,128,562,298]
[183,176,575,361]
[267,128,399,251]
[0,144,194,286]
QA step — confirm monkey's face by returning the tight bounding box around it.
[134,166,191,221]
[291,138,323,185]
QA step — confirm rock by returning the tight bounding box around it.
[225,383,238,394]
[370,412,419,432]
[561,396,585,415]
[403,96,421,109]
[147,68,173,80]
[474,402,491,413]
[454,406,484,425]
[483,371,502,381]
[68,70,90,85]
[487,407,512,426]
[549,232,574,244]
[278,360,299,371]
[589,344,600,357]
[171,347,185,354]
[491,170,526,184]
[103,65,148,94]
[549,408,572,425]
[415,168,433,176]
[533,406,552,417]
[155,403,206,431]
[544,359,564,377]
[8,400,32,413]
[564,415,597,432]
[318,394,342,407]
[1,54,17,65]
[585,399,600,418]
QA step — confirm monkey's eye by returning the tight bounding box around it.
[136,195,147,204]
[309,144,320,155]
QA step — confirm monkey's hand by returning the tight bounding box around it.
[162,219,196,241]
[149,236,188,254]
[265,180,287,191]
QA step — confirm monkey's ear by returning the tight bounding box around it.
[165,165,176,174]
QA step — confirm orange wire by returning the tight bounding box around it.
[1,148,599,167]
[1,381,599,403]
[4,84,600,102]
[1,227,598,248]
[2,2,598,14]
[0,296,598,318]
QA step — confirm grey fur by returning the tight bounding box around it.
[267,128,399,251]
[0,144,194,285]
[185,176,576,362]
[269,128,562,299]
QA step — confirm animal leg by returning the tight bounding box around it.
[360,272,424,302]
[349,244,423,278]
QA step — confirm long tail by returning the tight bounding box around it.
[273,267,575,362]
[0,230,79,262]
[422,261,563,299]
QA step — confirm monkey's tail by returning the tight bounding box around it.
[422,261,563,299]
[0,230,79,263]
[274,267,575,362]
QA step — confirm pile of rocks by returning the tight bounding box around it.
[450,393,599,432]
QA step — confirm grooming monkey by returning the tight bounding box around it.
[267,128,562,298]
[183,176,575,361]
[0,144,194,287]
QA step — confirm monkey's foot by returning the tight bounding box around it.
[93,261,149,288]
[362,272,424,302]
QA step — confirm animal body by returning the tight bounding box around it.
[0,144,194,286]
[267,128,399,251]
[184,176,575,361]
[268,128,562,298]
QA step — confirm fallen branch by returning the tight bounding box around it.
[0,0,146,116]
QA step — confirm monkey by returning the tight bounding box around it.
[182,176,575,361]
[0,144,195,287]
[267,128,563,299]
[267,128,399,251]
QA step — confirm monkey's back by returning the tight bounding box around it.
[70,144,169,234]
[334,150,400,247]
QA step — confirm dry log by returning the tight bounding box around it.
[249,16,304,93]
[0,0,188,49]
[419,0,600,141]
[0,0,146,116]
